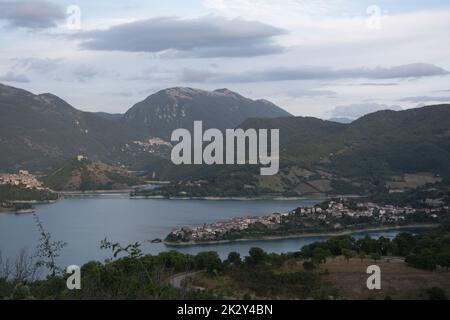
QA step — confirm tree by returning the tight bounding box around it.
[194,252,222,274]
[227,252,241,266]
[342,249,356,262]
[312,247,329,264]
[34,214,67,276]
[405,249,437,271]
[245,248,267,266]
[358,252,366,262]
[426,287,447,300]
[436,249,450,271]
[392,233,416,256]
[370,253,381,263]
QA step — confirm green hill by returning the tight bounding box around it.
[147,105,450,197]
[0,83,151,172]
[0,84,290,173]
[44,157,144,191]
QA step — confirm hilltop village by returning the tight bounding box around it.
[0,170,44,190]
[0,170,57,212]
[165,199,450,244]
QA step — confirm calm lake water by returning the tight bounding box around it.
[0,196,402,267]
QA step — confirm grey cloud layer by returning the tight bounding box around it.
[74,17,286,57]
[73,66,98,82]
[182,63,449,83]
[0,71,30,83]
[0,0,65,29]
[16,58,63,73]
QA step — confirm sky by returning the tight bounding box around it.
[0,0,450,119]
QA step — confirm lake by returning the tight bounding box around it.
[0,196,402,267]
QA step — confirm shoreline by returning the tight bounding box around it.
[130,194,362,201]
[163,224,438,247]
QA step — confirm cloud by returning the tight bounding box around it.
[73,66,98,82]
[181,68,217,83]
[0,0,65,29]
[0,71,30,83]
[74,16,286,57]
[15,57,63,73]
[180,63,448,83]
[224,63,448,82]
[358,83,399,87]
[283,89,337,98]
[329,103,403,119]
[203,0,344,24]
[398,96,450,103]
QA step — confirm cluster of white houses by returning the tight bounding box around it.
[0,170,44,190]
[168,199,449,241]
[169,212,288,241]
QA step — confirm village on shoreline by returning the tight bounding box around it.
[165,198,450,245]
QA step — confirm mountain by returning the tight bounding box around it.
[150,105,450,196]
[44,157,144,191]
[0,84,291,173]
[0,83,152,172]
[328,117,354,124]
[94,112,123,122]
[123,87,292,139]
[240,104,450,175]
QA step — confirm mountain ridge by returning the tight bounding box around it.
[0,83,291,172]
[122,87,292,139]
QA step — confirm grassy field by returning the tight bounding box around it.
[318,256,450,300]
[191,256,450,300]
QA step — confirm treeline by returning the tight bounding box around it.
[300,222,450,271]
[0,184,58,202]
[369,180,450,208]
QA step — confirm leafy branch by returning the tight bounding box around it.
[100,238,143,259]
[33,214,67,277]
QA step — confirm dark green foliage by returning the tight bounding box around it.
[194,252,222,274]
[425,287,448,300]
[226,252,242,265]
[300,226,450,271]
[0,184,57,202]
[245,247,267,266]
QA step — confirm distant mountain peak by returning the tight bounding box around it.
[36,93,70,107]
[157,87,207,100]
[213,88,243,98]
[124,87,292,139]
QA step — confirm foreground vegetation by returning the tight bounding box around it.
[1,217,450,300]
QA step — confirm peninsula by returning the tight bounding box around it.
[165,198,449,245]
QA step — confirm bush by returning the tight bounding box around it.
[426,287,447,300]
